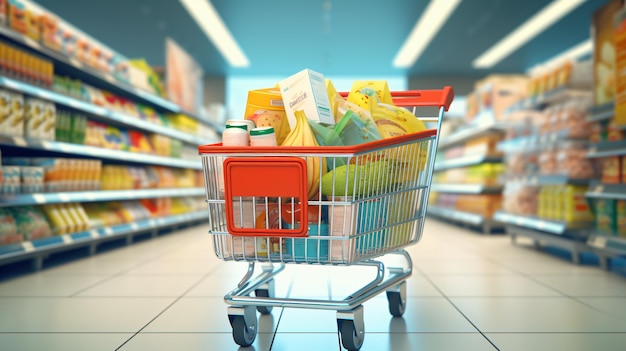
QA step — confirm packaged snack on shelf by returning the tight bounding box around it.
[593,0,618,106]
[0,208,21,245]
[622,156,626,183]
[472,74,529,123]
[556,141,596,179]
[617,200,626,237]
[0,0,7,24]
[42,204,67,235]
[1,166,20,194]
[601,156,621,184]
[456,194,502,217]
[593,199,617,234]
[20,166,43,193]
[40,12,62,51]
[8,0,28,36]
[503,182,538,216]
[0,89,15,136]
[561,185,593,223]
[24,97,45,139]
[557,100,593,138]
[0,90,24,137]
[538,148,558,175]
[13,206,51,240]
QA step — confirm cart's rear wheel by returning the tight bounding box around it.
[339,319,364,351]
[231,315,257,347]
[386,291,406,317]
[254,288,273,314]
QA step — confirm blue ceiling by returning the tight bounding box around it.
[36,0,608,78]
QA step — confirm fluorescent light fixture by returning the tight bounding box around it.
[473,0,587,69]
[393,0,462,68]
[528,38,592,73]
[179,0,249,67]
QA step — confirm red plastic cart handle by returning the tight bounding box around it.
[339,86,454,111]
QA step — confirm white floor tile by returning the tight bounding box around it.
[0,297,173,332]
[450,297,626,333]
[532,275,626,297]
[76,275,204,297]
[41,258,143,276]
[275,308,339,333]
[119,332,273,351]
[123,258,219,275]
[414,258,518,275]
[143,297,280,334]
[577,297,626,322]
[360,333,497,351]
[0,333,132,351]
[486,333,626,351]
[428,275,563,297]
[271,332,340,351]
[497,259,607,276]
[363,297,476,333]
[0,274,108,297]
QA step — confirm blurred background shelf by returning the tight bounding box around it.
[585,183,626,200]
[434,153,503,171]
[427,205,502,234]
[587,103,615,122]
[437,122,507,150]
[430,183,503,194]
[493,211,590,236]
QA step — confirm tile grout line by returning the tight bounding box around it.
[415,265,501,351]
[114,270,216,351]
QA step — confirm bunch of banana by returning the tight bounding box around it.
[281,110,327,199]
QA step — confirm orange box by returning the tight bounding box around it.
[602,156,621,184]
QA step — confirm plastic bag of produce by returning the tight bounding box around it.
[13,206,52,241]
[0,208,21,245]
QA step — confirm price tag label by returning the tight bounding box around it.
[33,194,46,204]
[67,99,81,109]
[84,192,96,201]
[24,36,41,49]
[104,74,116,83]
[61,235,72,244]
[130,223,139,231]
[591,236,608,249]
[58,193,70,203]
[148,219,156,227]
[69,57,83,68]
[90,230,99,239]
[22,242,35,252]
[104,227,114,236]
[516,217,524,226]
[588,147,597,155]
[595,185,604,194]
[536,221,545,230]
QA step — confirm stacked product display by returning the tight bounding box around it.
[428,75,530,234]
[0,0,218,270]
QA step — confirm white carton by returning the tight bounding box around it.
[278,69,334,129]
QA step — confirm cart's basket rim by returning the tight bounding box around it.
[199,128,436,155]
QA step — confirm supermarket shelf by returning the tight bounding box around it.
[494,211,589,236]
[587,103,614,123]
[508,174,591,186]
[434,153,502,171]
[0,135,202,170]
[427,206,502,234]
[507,225,590,265]
[505,87,592,115]
[0,210,207,270]
[587,140,626,158]
[585,183,626,200]
[437,122,506,150]
[430,183,503,194]
[0,76,211,146]
[0,26,219,129]
[498,130,586,153]
[587,234,626,253]
[0,187,204,207]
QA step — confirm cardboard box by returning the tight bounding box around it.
[602,156,621,184]
[472,75,529,124]
[24,97,45,139]
[615,3,626,124]
[278,69,334,129]
[593,198,617,234]
[594,0,622,107]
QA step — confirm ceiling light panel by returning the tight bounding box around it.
[179,0,249,67]
[393,0,462,68]
[473,0,588,69]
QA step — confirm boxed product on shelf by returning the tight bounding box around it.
[561,185,593,223]
[506,152,539,176]
[30,158,101,192]
[0,208,20,245]
[23,97,55,140]
[20,165,43,193]
[0,165,20,194]
[472,74,529,123]
[616,5,626,125]
[592,198,617,234]
[601,156,621,184]
[617,200,626,237]
[538,148,558,175]
[0,89,24,137]
[593,0,621,106]
[463,134,503,156]
[455,194,502,217]
[42,203,89,235]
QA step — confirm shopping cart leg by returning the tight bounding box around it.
[228,305,257,347]
[254,264,275,314]
[337,305,365,351]
[385,280,407,317]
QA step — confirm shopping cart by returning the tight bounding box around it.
[199,86,453,351]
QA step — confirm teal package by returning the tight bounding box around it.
[356,198,388,255]
[285,223,329,262]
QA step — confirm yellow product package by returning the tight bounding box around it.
[244,88,290,145]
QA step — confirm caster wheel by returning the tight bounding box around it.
[254,288,273,314]
[386,290,406,317]
[231,315,257,347]
[339,319,364,351]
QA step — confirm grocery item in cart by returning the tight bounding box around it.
[279,69,334,129]
[244,87,289,145]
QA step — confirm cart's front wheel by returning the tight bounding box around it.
[386,291,406,317]
[231,315,257,347]
[339,320,364,351]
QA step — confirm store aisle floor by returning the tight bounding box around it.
[0,219,625,351]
